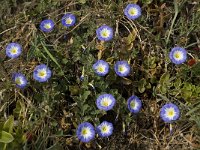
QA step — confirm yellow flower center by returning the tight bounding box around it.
[167,110,175,117]
[44,23,51,29]
[101,30,109,38]
[102,100,109,106]
[129,8,137,16]
[118,66,124,72]
[82,128,88,135]
[11,47,17,54]
[102,126,108,132]
[97,66,105,73]
[65,18,72,24]
[174,51,182,59]
[15,78,21,85]
[130,100,135,109]
[38,70,46,78]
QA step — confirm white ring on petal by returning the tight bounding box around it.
[81,127,93,139]
[44,23,52,29]
[100,29,111,38]
[37,69,47,79]
[100,97,112,107]
[165,107,176,120]
[128,7,139,16]
[173,51,184,61]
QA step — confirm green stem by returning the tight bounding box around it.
[166,0,179,45]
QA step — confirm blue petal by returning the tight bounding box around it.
[114,61,130,77]
[13,73,27,88]
[96,25,113,41]
[93,60,109,76]
[39,19,55,32]
[61,13,76,27]
[6,43,22,59]
[124,4,142,20]
[76,122,95,143]
[127,96,142,113]
[96,94,116,111]
[96,121,113,137]
[160,103,180,123]
[33,64,52,82]
[169,47,187,64]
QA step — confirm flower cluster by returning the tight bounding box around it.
[76,121,114,143]
[40,13,76,32]
[5,2,184,144]
[5,41,52,88]
[11,64,52,88]
[93,60,130,77]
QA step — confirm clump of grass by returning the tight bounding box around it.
[0,0,200,149]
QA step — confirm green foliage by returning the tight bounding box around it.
[0,0,200,149]
[0,131,14,144]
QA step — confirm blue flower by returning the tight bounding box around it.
[6,43,22,59]
[169,47,187,64]
[160,103,180,123]
[96,121,113,138]
[96,94,116,111]
[76,122,95,143]
[96,25,113,41]
[127,96,142,113]
[39,19,55,32]
[93,60,109,76]
[13,73,27,88]
[124,4,142,20]
[33,64,52,82]
[61,13,76,27]
[114,61,130,77]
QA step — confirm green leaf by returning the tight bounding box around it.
[138,86,145,93]
[186,103,200,116]
[41,42,62,70]
[79,0,86,4]
[123,29,136,45]
[82,91,91,101]
[138,78,146,93]
[160,86,167,94]
[159,72,170,85]
[83,116,91,122]
[174,78,182,88]
[3,116,14,133]
[146,82,152,89]
[82,104,90,115]
[0,131,14,144]
[69,86,80,96]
